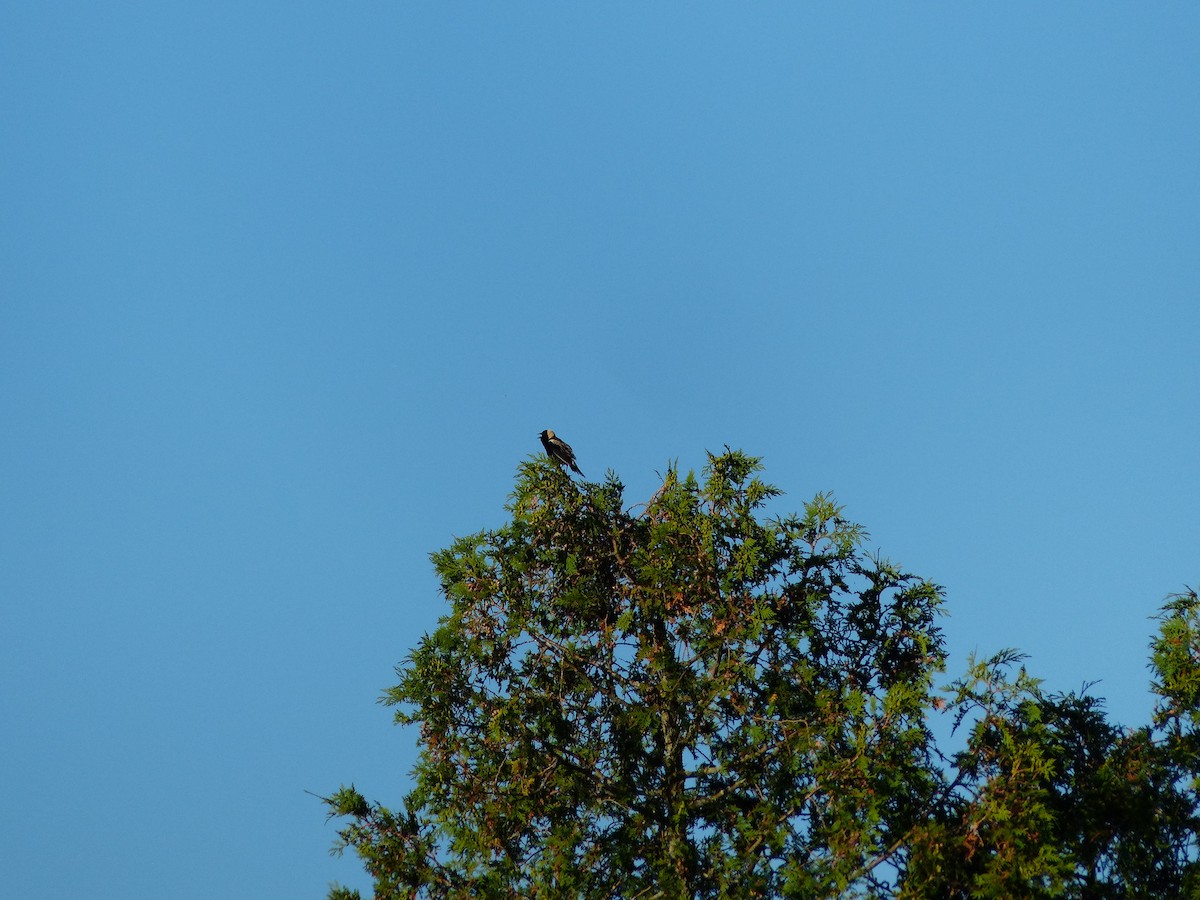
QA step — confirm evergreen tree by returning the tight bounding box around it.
[322,451,1199,898]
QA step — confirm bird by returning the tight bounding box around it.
[539,429,584,477]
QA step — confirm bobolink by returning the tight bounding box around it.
[539,429,584,477]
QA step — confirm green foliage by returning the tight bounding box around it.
[902,595,1200,898]
[322,453,1200,899]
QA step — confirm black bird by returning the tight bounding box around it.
[539,429,584,477]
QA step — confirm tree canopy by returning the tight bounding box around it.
[323,450,1200,899]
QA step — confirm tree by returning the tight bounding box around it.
[322,451,1199,898]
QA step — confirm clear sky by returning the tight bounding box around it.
[2,4,1197,896]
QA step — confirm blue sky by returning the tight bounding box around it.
[2,4,1197,896]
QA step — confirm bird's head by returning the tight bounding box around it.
[540,429,554,440]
